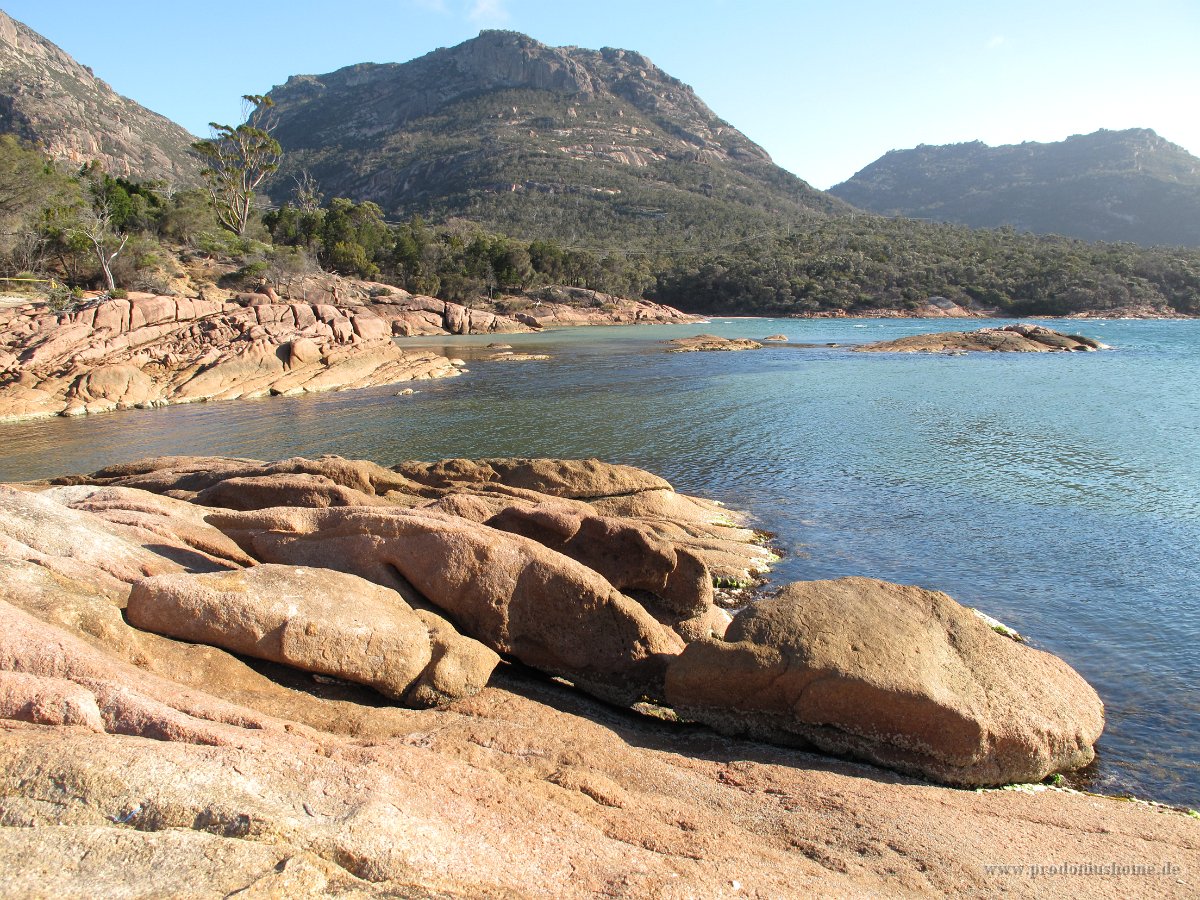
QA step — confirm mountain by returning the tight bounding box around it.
[829,129,1200,247]
[0,11,199,185]
[258,30,847,247]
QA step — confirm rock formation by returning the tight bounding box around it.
[0,456,1193,897]
[127,565,499,707]
[666,577,1105,786]
[856,323,1105,353]
[0,11,200,184]
[0,292,468,421]
[0,276,702,422]
[499,288,700,329]
[666,334,764,352]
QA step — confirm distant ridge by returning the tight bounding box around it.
[830,129,1200,247]
[259,30,849,247]
[0,10,200,184]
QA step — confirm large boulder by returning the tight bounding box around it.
[207,505,684,704]
[666,577,1105,787]
[485,502,714,621]
[193,473,392,510]
[66,454,427,504]
[126,565,498,707]
[393,457,672,499]
[42,484,255,571]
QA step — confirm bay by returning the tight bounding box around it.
[1,316,1196,809]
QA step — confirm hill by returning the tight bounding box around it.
[829,129,1200,247]
[259,30,847,248]
[0,11,200,185]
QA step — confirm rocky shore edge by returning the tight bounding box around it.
[856,323,1107,353]
[0,282,697,423]
[1,454,1195,898]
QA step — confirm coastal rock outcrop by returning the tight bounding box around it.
[666,577,1106,786]
[856,324,1105,353]
[666,334,764,352]
[392,455,674,499]
[126,565,498,707]
[206,505,685,705]
[500,288,700,328]
[485,502,719,635]
[0,456,1188,898]
[0,292,465,421]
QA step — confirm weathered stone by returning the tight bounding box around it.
[666,577,1105,787]
[393,456,672,499]
[43,484,255,571]
[856,324,1106,353]
[126,565,498,706]
[0,669,104,730]
[486,502,714,618]
[207,505,684,704]
[193,473,391,510]
[667,334,764,352]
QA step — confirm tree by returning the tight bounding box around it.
[0,136,75,274]
[193,95,282,236]
[74,189,129,294]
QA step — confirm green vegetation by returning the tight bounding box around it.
[0,135,222,295]
[829,129,1200,248]
[649,217,1200,316]
[193,96,282,235]
[5,133,1199,319]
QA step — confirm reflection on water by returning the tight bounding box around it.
[1,317,1197,808]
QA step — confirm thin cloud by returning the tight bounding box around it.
[468,0,510,26]
[986,35,1006,49]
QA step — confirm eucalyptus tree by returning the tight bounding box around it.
[193,95,282,235]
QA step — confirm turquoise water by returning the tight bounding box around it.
[1,317,1197,808]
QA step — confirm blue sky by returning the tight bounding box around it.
[7,1,1199,188]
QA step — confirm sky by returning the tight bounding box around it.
[6,0,1200,189]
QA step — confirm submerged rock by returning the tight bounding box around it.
[666,334,764,352]
[666,577,1105,787]
[856,324,1105,353]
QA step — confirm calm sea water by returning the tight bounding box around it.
[1,317,1197,809]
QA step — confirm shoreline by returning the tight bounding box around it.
[0,453,1195,897]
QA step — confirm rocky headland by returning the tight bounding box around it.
[1,453,1195,898]
[0,278,697,422]
[856,323,1106,353]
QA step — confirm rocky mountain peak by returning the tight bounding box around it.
[258,28,830,247]
[445,29,597,96]
[0,11,199,184]
[830,127,1200,247]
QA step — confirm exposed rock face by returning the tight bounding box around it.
[0,11,200,184]
[0,293,464,421]
[856,323,1105,353]
[486,502,716,625]
[258,30,845,249]
[0,456,1187,898]
[667,334,764,352]
[206,505,685,705]
[666,577,1106,787]
[393,455,674,499]
[500,288,700,328]
[127,565,498,707]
